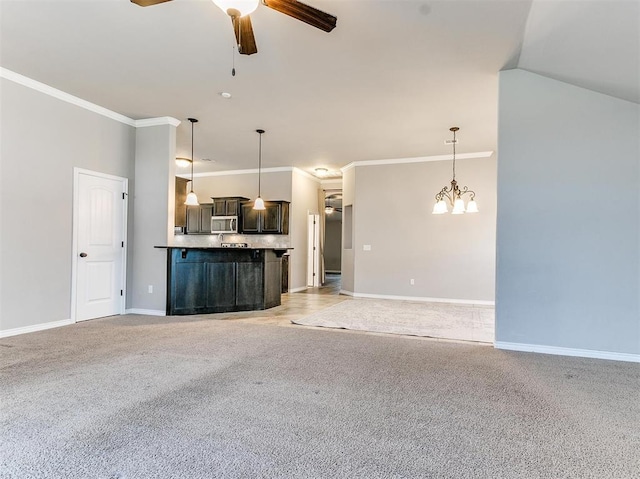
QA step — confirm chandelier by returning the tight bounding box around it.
[432,127,478,215]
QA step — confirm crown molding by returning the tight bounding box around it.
[1,68,181,129]
[190,166,295,178]
[1,67,136,126]
[341,151,494,172]
[135,117,181,128]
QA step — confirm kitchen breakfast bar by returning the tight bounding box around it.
[155,245,290,316]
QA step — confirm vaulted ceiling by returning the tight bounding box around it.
[1,0,637,176]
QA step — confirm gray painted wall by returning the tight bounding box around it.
[347,159,496,301]
[496,69,640,354]
[0,79,135,331]
[192,170,292,203]
[291,170,320,290]
[129,124,176,312]
[341,167,356,292]
[324,217,342,272]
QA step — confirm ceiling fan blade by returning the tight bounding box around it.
[262,0,337,32]
[232,15,258,55]
[130,0,172,6]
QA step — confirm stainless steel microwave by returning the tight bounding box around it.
[211,216,238,234]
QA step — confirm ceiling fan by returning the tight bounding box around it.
[324,194,342,215]
[131,0,337,56]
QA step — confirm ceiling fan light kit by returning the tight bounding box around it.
[212,0,259,17]
[131,0,336,57]
[432,127,478,215]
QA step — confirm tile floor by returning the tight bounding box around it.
[201,273,494,345]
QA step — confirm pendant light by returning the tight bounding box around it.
[254,129,266,210]
[432,127,478,215]
[184,118,199,206]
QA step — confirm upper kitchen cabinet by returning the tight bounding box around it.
[212,197,249,217]
[186,204,214,234]
[241,201,290,235]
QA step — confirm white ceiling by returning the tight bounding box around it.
[1,0,638,176]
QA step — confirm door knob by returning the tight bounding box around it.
[79,252,88,258]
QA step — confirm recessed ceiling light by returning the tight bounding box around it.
[219,92,232,99]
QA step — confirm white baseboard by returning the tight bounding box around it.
[325,270,341,274]
[494,341,640,364]
[125,309,166,316]
[288,286,308,293]
[0,319,74,338]
[338,290,494,306]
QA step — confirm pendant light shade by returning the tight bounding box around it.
[254,129,266,210]
[184,118,199,206]
[185,191,199,206]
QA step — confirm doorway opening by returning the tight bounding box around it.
[304,189,343,295]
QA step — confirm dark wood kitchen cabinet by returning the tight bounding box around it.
[212,197,249,216]
[186,204,213,234]
[165,247,286,315]
[240,201,290,234]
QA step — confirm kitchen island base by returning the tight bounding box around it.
[164,247,285,316]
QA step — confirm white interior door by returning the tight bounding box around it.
[307,214,320,287]
[74,169,127,321]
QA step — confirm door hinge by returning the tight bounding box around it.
[120,290,123,296]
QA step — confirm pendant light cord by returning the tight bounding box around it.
[258,131,262,197]
[452,128,456,181]
[190,120,195,192]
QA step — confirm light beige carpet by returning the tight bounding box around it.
[292,298,495,343]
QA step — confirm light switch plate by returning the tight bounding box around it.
[363,245,371,251]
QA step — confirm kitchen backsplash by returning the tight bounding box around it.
[169,233,291,249]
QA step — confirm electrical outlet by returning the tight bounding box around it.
[148,285,153,294]
[410,279,415,285]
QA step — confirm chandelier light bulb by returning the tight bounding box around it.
[212,0,259,16]
[432,200,447,214]
[452,198,466,214]
[466,199,479,213]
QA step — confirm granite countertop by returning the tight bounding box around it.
[155,245,292,250]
